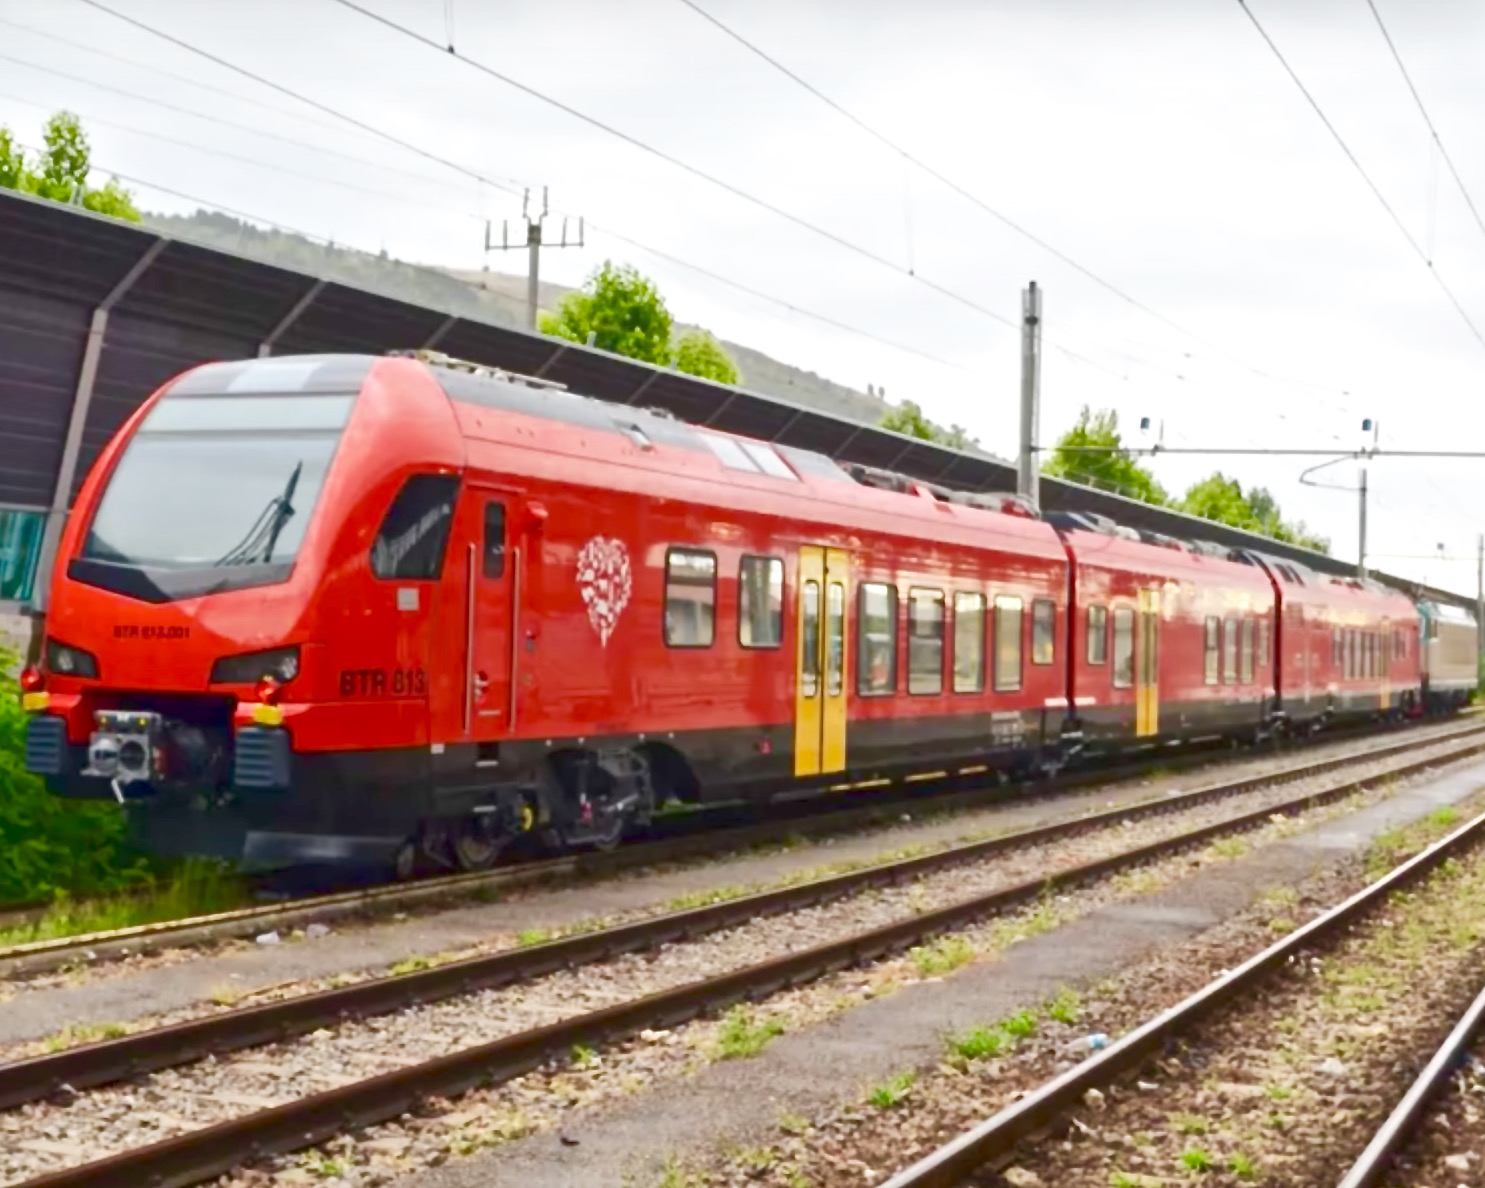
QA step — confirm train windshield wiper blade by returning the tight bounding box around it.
[214,461,304,568]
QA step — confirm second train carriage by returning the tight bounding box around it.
[17,350,1472,872]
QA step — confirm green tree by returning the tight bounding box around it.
[0,110,141,223]
[1178,472,1260,532]
[1041,406,1168,505]
[878,399,976,450]
[1178,472,1331,554]
[673,329,740,385]
[539,260,673,366]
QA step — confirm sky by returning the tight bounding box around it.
[3,0,1485,597]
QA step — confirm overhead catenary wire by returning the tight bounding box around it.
[0,13,393,150]
[68,0,1151,383]
[1237,0,1485,351]
[37,1,982,375]
[1364,0,1485,245]
[674,0,1382,423]
[316,0,1017,329]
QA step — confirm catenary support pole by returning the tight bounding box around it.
[1476,533,1483,671]
[1018,280,1041,510]
[484,187,582,332]
[1358,467,1368,579]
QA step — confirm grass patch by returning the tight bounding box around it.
[388,954,435,976]
[1229,1152,1257,1179]
[42,1020,129,1052]
[516,927,552,947]
[867,1069,916,1108]
[910,934,975,976]
[1180,1148,1215,1172]
[1047,986,1081,1024]
[0,857,246,949]
[948,1025,1010,1062]
[571,1043,599,1070]
[713,1005,785,1060]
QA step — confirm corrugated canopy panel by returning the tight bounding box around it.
[0,187,1471,610]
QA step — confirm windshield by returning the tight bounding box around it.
[81,393,353,572]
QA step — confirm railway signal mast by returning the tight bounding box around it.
[484,187,585,331]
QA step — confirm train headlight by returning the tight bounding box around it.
[45,640,99,679]
[210,646,300,686]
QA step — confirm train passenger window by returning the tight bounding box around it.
[994,595,1024,692]
[1240,619,1255,684]
[954,592,986,693]
[482,502,506,579]
[858,583,898,696]
[664,549,716,647]
[1222,617,1238,684]
[739,556,784,648]
[1203,617,1220,685]
[1032,600,1056,665]
[1257,619,1270,667]
[1347,630,1357,680]
[1332,627,1342,669]
[1087,606,1108,665]
[800,581,820,697]
[370,474,459,580]
[908,588,945,695]
[826,583,845,695]
[1112,608,1134,689]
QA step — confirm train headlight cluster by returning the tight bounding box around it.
[210,646,300,686]
[44,639,98,679]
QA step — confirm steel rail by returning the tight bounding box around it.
[3,715,1474,980]
[2,727,1479,1115]
[1334,979,1485,1187]
[11,732,1485,1188]
[875,790,1485,1187]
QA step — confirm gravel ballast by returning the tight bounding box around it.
[367,760,1485,1188]
[1,742,1433,1184]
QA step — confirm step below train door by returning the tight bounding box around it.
[1135,588,1160,737]
[793,546,850,777]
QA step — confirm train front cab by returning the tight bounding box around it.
[18,354,494,870]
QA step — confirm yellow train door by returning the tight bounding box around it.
[794,546,850,777]
[1136,589,1160,737]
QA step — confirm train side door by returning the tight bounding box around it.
[1136,588,1159,737]
[451,488,515,744]
[793,545,849,777]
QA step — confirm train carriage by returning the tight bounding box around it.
[1249,557,1421,730]
[1051,514,1277,751]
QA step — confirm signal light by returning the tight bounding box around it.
[255,674,283,706]
[19,665,44,695]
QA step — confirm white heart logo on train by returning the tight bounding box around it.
[576,536,633,646]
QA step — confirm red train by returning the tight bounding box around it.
[19,351,1430,874]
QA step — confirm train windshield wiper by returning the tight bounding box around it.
[214,461,304,568]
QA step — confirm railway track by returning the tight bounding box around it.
[1334,974,1485,1187]
[3,724,1483,1188]
[872,752,1485,1188]
[3,714,1478,981]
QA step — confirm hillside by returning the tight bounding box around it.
[144,211,896,427]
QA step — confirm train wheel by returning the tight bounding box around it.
[452,820,505,871]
